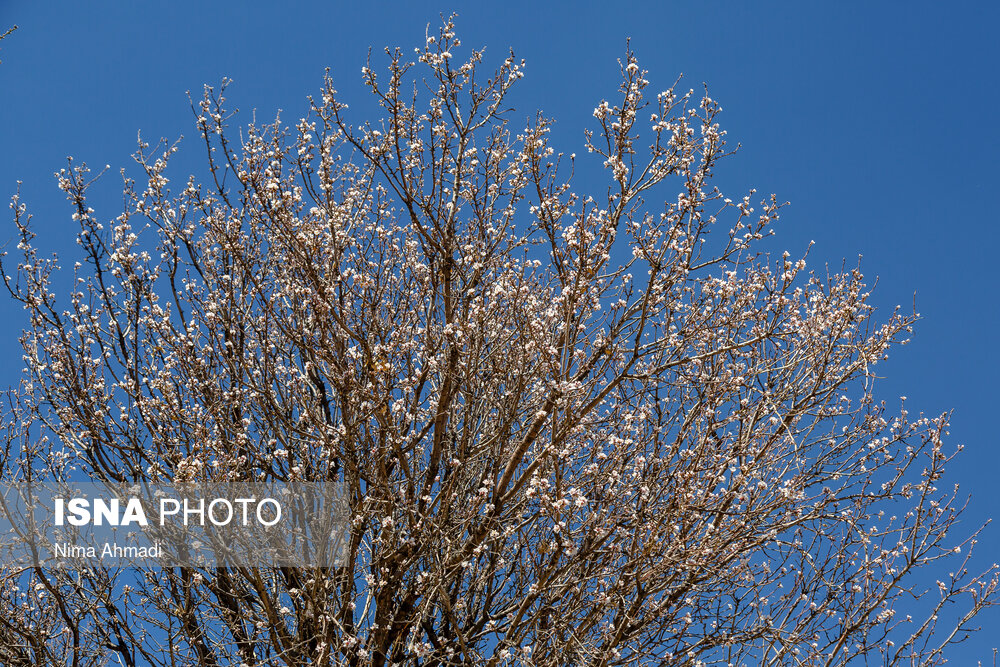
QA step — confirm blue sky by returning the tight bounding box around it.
[1,0,997,658]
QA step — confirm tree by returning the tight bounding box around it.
[1,18,996,667]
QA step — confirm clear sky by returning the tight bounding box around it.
[1,0,997,658]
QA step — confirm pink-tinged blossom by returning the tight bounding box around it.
[0,16,994,667]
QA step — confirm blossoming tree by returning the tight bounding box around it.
[1,19,996,667]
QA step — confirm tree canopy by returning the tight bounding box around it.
[1,19,995,667]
